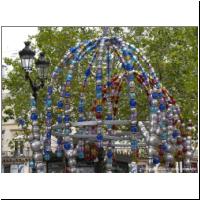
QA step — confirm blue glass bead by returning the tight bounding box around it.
[153,156,160,165]
[160,132,168,140]
[57,116,62,123]
[158,92,163,98]
[47,86,53,95]
[31,113,38,121]
[44,153,51,161]
[96,105,103,112]
[106,115,112,120]
[65,92,70,98]
[161,143,168,152]
[56,151,63,158]
[57,101,63,108]
[150,106,158,113]
[64,115,70,123]
[85,68,91,77]
[46,99,52,107]
[47,112,52,119]
[70,47,76,53]
[131,140,138,149]
[79,101,84,107]
[130,99,136,107]
[97,133,103,141]
[172,130,179,138]
[123,63,133,71]
[131,125,138,133]
[78,151,84,159]
[96,91,102,99]
[142,72,147,80]
[31,99,36,107]
[96,85,102,91]
[128,75,134,81]
[132,55,138,62]
[107,81,112,87]
[107,158,113,164]
[107,150,113,158]
[96,74,102,80]
[130,45,136,51]
[78,106,84,113]
[159,103,166,111]
[29,160,35,168]
[55,66,62,73]
[123,51,129,56]
[64,142,71,150]
[152,92,159,99]
[47,131,51,139]
[66,74,73,81]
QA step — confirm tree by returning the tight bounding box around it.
[2,27,198,138]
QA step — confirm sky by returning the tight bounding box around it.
[2,27,38,75]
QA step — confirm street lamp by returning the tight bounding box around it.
[35,52,50,81]
[19,41,35,72]
[19,41,49,101]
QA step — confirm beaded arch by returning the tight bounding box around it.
[28,36,194,173]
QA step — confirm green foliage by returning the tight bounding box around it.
[2,27,198,137]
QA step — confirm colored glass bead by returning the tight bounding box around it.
[31,99,36,107]
[47,112,52,119]
[96,91,102,99]
[46,99,52,107]
[150,106,158,113]
[78,106,84,113]
[107,150,113,158]
[65,92,70,98]
[153,156,160,165]
[131,125,138,133]
[44,153,51,161]
[96,133,103,141]
[57,101,63,108]
[31,113,38,121]
[106,115,112,120]
[47,131,51,139]
[161,143,168,152]
[152,92,159,99]
[85,68,91,77]
[47,86,53,95]
[66,74,73,81]
[159,103,166,111]
[57,116,62,123]
[131,140,138,150]
[107,81,112,87]
[123,63,133,71]
[96,74,102,80]
[130,99,137,107]
[64,142,71,150]
[96,105,103,112]
[56,151,63,158]
[160,132,168,140]
[172,130,179,138]
[70,47,76,53]
[64,115,70,123]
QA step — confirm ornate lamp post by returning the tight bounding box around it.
[19,41,50,173]
[19,41,49,101]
